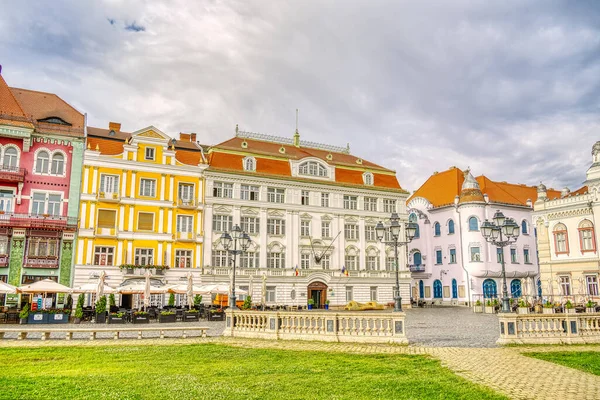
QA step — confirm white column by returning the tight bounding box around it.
[160,174,166,201]
[128,206,134,232]
[159,208,165,234]
[157,242,163,265]
[85,239,93,264]
[127,241,133,263]
[259,208,267,268]
[166,242,172,267]
[88,203,96,229]
[168,175,174,202]
[290,211,299,269]
[83,167,90,194]
[167,209,173,234]
[121,170,128,197]
[130,172,137,198]
[76,239,85,264]
[359,216,366,270]
[195,244,201,269]
[117,240,123,265]
[91,167,98,194]
[81,203,88,229]
[118,205,125,231]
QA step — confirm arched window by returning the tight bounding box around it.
[36,151,49,173]
[243,157,256,172]
[3,147,18,168]
[510,279,522,298]
[51,153,64,175]
[553,223,569,254]
[434,222,441,236]
[448,219,455,235]
[419,280,424,298]
[452,279,458,299]
[521,220,528,235]
[363,172,373,186]
[409,213,419,238]
[578,219,596,252]
[482,279,497,298]
[433,280,443,298]
[537,279,542,297]
[468,217,479,231]
[299,161,328,177]
[413,251,422,266]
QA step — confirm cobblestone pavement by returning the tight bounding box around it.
[405,306,500,347]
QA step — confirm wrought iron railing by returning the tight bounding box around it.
[0,213,78,230]
[409,264,425,272]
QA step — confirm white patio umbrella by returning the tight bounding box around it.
[0,281,16,294]
[96,270,107,300]
[143,270,151,311]
[167,284,206,294]
[196,284,248,295]
[261,274,267,308]
[186,272,195,310]
[71,283,116,294]
[248,274,254,299]
[17,279,71,294]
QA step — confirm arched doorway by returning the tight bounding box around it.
[307,281,327,309]
[510,279,522,298]
[433,280,442,298]
[483,279,497,298]
[451,279,458,299]
[419,280,424,298]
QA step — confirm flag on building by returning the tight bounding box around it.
[342,266,348,276]
[295,265,299,276]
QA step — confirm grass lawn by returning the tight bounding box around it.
[0,343,506,400]
[525,351,600,376]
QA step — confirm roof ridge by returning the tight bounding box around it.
[0,76,28,119]
[481,176,527,204]
[11,87,85,120]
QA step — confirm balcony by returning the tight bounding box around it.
[0,165,26,183]
[175,232,195,242]
[177,198,198,209]
[0,255,8,267]
[97,192,120,202]
[409,264,426,273]
[0,213,78,231]
[96,227,117,237]
[24,257,59,269]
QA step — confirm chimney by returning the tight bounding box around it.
[190,133,197,142]
[179,133,191,142]
[109,122,121,131]
[0,65,2,74]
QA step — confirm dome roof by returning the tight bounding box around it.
[459,169,485,204]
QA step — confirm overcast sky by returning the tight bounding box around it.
[2,0,600,193]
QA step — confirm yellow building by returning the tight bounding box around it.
[73,123,206,307]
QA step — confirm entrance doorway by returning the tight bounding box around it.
[307,281,327,309]
[120,294,132,309]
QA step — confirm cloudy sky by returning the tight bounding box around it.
[1,0,600,193]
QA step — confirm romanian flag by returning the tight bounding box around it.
[342,266,348,276]
[295,265,299,276]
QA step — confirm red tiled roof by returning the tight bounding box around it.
[0,74,33,129]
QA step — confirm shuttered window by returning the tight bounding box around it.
[97,210,116,228]
[137,212,154,231]
[100,174,119,193]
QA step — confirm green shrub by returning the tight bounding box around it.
[168,293,175,307]
[19,304,29,319]
[74,294,84,319]
[242,296,252,310]
[194,295,202,305]
[95,295,107,314]
[109,294,116,307]
[565,300,574,309]
[308,299,315,305]
[65,294,73,310]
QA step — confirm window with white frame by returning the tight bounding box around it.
[266,286,276,302]
[243,156,256,171]
[587,275,599,296]
[212,215,233,232]
[366,256,378,270]
[344,223,359,240]
[320,254,330,269]
[523,248,531,263]
[510,248,518,263]
[470,246,481,262]
[383,199,396,213]
[137,212,154,231]
[240,184,259,201]
[267,250,285,268]
[579,220,595,252]
[343,195,358,210]
[267,187,285,203]
[301,190,310,206]
[300,220,311,237]
[321,193,329,208]
[299,161,328,177]
[363,172,373,185]
[0,190,13,213]
[365,225,376,241]
[31,193,45,215]
[31,193,61,216]
[3,147,18,168]
[139,178,156,197]
[346,286,353,301]
[51,153,64,175]
[345,255,358,270]
[47,194,61,215]
[144,147,155,160]
[240,216,259,234]
[364,197,377,211]
[553,223,569,253]
[300,253,311,269]
[178,183,194,201]
[176,215,193,233]
[175,249,192,268]
[449,248,456,263]
[134,248,154,265]
[213,182,233,198]
[100,174,119,194]
[321,221,331,238]
[267,218,285,235]
[0,236,8,255]
[559,276,571,296]
[27,238,58,257]
[212,250,229,267]
[386,257,395,270]
[240,251,259,268]
[370,286,378,301]
[35,151,49,173]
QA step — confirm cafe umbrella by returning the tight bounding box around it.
[0,281,16,294]
[17,279,72,310]
[186,272,194,310]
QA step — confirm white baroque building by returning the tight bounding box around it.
[202,128,411,308]
[407,167,550,305]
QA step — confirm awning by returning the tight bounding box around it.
[17,279,71,294]
[0,281,16,294]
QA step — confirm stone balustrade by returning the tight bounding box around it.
[223,310,407,344]
[497,312,600,345]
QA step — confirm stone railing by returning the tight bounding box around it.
[223,310,407,344]
[497,312,600,345]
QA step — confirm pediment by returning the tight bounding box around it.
[214,205,233,214]
[131,126,171,142]
[241,207,259,216]
[365,217,378,224]
[268,209,285,217]
[344,215,359,223]
[299,213,312,220]
[321,214,333,221]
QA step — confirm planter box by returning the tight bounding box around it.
[542,308,555,314]
[159,314,176,323]
[473,305,483,313]
[183,312,199,322]
[565,308,577,314]
[125,268,134,274]
[96,313,106,324]
[155,269,165,276]
[208,312,224,321]
[108,316,126,324]
[132,315,149,324]
[517,307,529,315]
[484,306,496,314]
[48,313,70,324]
[27,313,49,324]
[586,308,596,313]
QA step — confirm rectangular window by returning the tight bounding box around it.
[134,248,154,266]
[47,194,61,216]
[240,184,259,201]
[27,238,58,257]
[267,187,285,203]
[97,209,117,229]
[300,253,311,269]
[266,286,276,302]
[240,251,259,268]
[560,276,571,296]
[301,190,309,206]
[176,215,193,233]
[267,218,285,235]
[343,195,358,210]
[364,197,377,212]
[320,254,330,269]
[213,182,233,198]
[510,248,517,263]
[300,220,311,237]
[321,221,331,238]
[212,250,229,267]
[267,252,285,268]
[523,248,531,264]
[587,275,599,296]
[31,193,46,215]
[436,250,442,265]
[94,246,114,266]
[175,249,192,268]
[449,248,456,263]
[370,286,378,301]
[383,199,396,213]
[240,217,259,234]
[365,225,376,241]
[144,147,155,160]
[345,255,358,270]
[321,193,329,208]
[346,286,353,302]
[212,215,233,232]
[344,224,359,240]
[581,229,594,251]
[470,247,480,262]
[178,183,194,201]
[0,236,8,255]
[386,257,395,271]
[366,256,378,270]
[497,247,503,263]
[137,212,154,231]
[139,179,156,197]
[555,232,567,253]
[100,174,119,194]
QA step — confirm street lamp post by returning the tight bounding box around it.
[375,213,418,312]
[480,210,520,313]
[220,225,251,309]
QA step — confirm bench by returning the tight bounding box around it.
[0,326,209,341]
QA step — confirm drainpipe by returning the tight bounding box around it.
[456,204,472,306]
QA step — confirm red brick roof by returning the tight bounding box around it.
[0,74,34,129]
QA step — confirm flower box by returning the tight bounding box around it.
[586,308,596,313]
[565,308,576,314]
[159,314,176,323]
[95,313,106,324]
[27,312,49,324]
[132,314,149,324]
[542,308,555,314]
[484,306,496,314]
[48,313,70,324]
[517,307,529,315]
[155,269,164,276]
[108,315,126,324]
[473,305,483,313]
[208,312,224,321]
[183,311,199,322]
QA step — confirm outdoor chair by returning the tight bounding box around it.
[0,312,6,323]
[175,309,184,321]
[7,312,18,324]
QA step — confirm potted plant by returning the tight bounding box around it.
[564,300,575,314]
[159,310,176,323]
[19,304,29,324]
[28,306,48,324]
[168,293,176,307]
[109,294,117,312]
[194,295,203,307]
[95,295,107,324]
[47,308,70,324]
[208,308,224,321]
[473,300,483,313]
[132,311,149,324]
[586,300,597,313]
[517,299,530,315]
[108,312,126,324]
[184,309,200,322]
[241,296,252,310]
[543,301,555,314]
[324,299,330,310]
[65,294,73,311]
[73,294,84,324]
[484,299,495,314]
[307,298,315,310]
